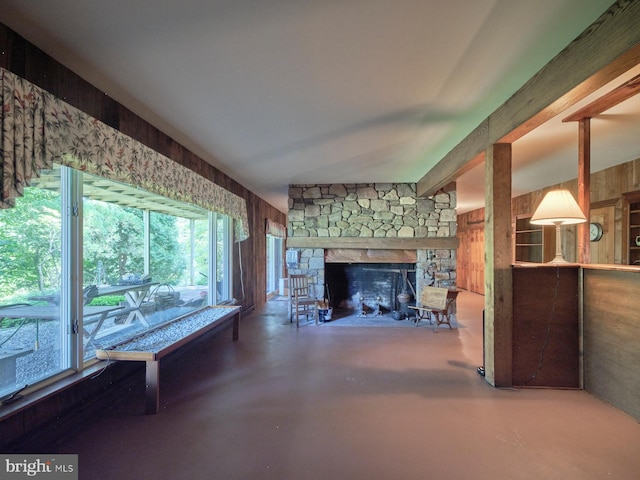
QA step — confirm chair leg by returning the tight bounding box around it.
[434,312,453,332]
[434,312,443,332]
[414,310,431,327]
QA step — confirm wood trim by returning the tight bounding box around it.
[417,1,640,197]
[286,237,459,250]
[581,263,640,272]
[591,198,621,210]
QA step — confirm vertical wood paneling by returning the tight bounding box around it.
[471,228,485,295]
[457,230,469,290]
[512,266,580,388]
[590,206,616,264]
[457,207,484,294]
[583,268,640,420]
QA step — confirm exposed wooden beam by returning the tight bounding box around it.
[563,72,640,121]
[417,1,640,198]
[286,237,459,251]
[324,249,417,264]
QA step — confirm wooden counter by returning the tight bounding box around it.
[512,264,580,388]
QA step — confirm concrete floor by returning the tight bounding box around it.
[54,291,640,480]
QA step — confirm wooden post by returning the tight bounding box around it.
[232,311,240,341]
[484,143,513,387]
[145,360,160,415]
[577,118,591,263]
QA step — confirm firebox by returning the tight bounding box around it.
[324,263,416,316]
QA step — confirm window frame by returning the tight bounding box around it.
[0,164,235,397]
[266,234,284,297]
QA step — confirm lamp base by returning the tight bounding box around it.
[547,254,570,264]
[546,222,568,264]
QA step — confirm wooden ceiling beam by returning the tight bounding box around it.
[417,0,640,198]
[562,72,640,121]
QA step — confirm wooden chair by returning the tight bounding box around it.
[288,274,316,327]
[409,286,459,332]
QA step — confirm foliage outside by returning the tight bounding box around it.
[1,187,209,306]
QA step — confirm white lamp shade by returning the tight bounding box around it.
[530,189,587,225]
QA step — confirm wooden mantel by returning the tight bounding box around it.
[286,237,459,250]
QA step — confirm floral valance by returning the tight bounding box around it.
[1,68,249,241]
[266,219,286,238]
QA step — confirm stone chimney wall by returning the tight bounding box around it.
[287,183,457,301]
[288,183,456,239]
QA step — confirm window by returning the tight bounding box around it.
[0,172,68,394]
[215,215,233,303]
[0,165,234,396]
[266,235,284,297]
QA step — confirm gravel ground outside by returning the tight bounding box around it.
[0,303,225,398]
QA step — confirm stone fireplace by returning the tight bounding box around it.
[286,183,458,314]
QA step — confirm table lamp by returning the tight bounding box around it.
[530,189,586,263]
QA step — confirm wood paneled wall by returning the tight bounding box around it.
[456,208,485,294]
[0,22,286,313]
[457,156,640,283]
[457,160,640,418]
[512,265,580,388]
[583,267,640,420]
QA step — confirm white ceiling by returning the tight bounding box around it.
[1,0,635,214]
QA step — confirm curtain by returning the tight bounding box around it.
[266,219,286,238]
[0,68,49,208]
[1,68,249,241]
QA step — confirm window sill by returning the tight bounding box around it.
[0,361,108,420]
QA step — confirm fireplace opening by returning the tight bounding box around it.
[325,263,416,318]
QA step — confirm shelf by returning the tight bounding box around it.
[514,214,554,263]
[625,192,640,265]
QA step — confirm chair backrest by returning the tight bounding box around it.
[419,286,448,310]
[289,274,310,298]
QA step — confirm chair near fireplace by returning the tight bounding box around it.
[288,274,317,327]
[409,287,459,332]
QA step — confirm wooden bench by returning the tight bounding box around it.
[96,306,241,414]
